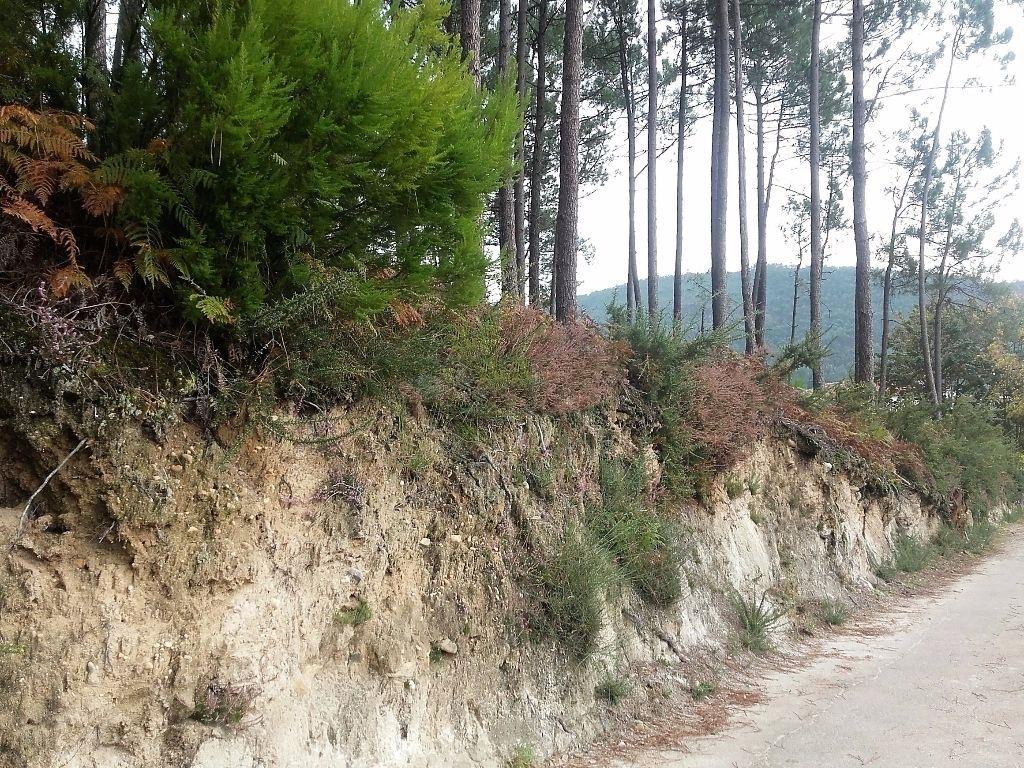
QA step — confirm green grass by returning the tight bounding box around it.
[892,532,933,573]
[964,520,998,554]
[334,599,372,627]
[690,681,717,701]
[535,529,615,660]
[725,475,746,499]
[588,458,681,608]
[732,589,787,654]
[534,457,683,661]
[595,674,631,705]
[1004,507,1024,524]
[816,598,849,626]
[508,745,536,768]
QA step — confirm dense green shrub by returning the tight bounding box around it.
[534,528,615,660]
[6,0,517,333]
[589,458,681,607]
[606,309,733,495]
[887,399,1024,512]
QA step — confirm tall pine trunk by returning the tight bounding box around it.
[514,0,529,300]
[112,0,144,85]
[497,0,517,298]
[614,7,641,320]
[851,0,873,384]
[673,6,688,328]
[754,94,783,348]
[754,89,767,347]
[917,27,960,408]
[791,247,803,344]
[461,0,482,85]
[554,0,584,321]
[808,0,824,389]
[528,0,548,308]
[878,169,915,400]
[646,0,659,318]
[732,0,754,353]
[82,0,108,124]
[709,0,731,330]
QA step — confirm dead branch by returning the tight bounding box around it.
[10,438,88,550]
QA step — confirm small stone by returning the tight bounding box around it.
[449,534,463,543]
[419,538,432,547]
[435,638,458,655]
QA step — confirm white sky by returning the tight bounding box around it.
[576,3,1024,295]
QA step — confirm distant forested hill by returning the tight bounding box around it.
[578,265,920,382]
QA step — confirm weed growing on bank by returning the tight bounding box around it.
[732,590,787,654]
[334,599,372,627]
[594,674,632,705]
[533,457,682,659]
[816,598,849,626]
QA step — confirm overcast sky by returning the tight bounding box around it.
[575,3,1024,296]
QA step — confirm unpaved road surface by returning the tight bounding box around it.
[618,529,1024,768]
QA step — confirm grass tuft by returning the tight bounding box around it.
[334,599,372,627]
[892,532,932,573]
[594,674,631,705]
[534,529,614,660]
[732,589,787,654]
[690,681,717,701]
[508,745,536,768]
[816,598,849,626]
[725,475,746,499]
[588,458,682,608]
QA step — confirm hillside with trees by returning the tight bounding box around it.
[0,0,1022,764]
[579,265,929,381]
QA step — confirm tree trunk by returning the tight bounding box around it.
[808,0,824,388]
[514,0,529,300]
[754,89,767,347]
[791,248,803,344]
[497,0,517,298]
[461,0,482,85]
[917,27,960,408]
[527,0,548,308]
[878,168,916,401]
[673,6,687,328]
[83,0,109,124]
[709,0,731,330]
[646,0,659,319]
[851,0,872,384]
[554,0,584,321]
[754,95,784,348]
[732,0,754,353]
[614,7,641,320]
[112,0,145,84]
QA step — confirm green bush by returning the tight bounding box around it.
[594,674,631,705]
[606,309,730,496]
[816,598,849,626]
[534,528,615,661]
[123,0,515,324]
[887,399,1024,512]
[588,458,681,608]
[690,681,717,701]
[891,532,932,573]
[732,589,787,654]
[334,599,372,627]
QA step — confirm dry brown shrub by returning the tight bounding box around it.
[499,304,627,414]
[777,393,924,483]
[686,356,775,472]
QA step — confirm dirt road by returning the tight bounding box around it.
[618,528,1024,768]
